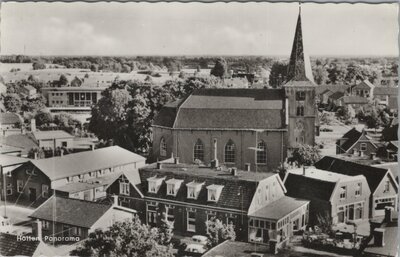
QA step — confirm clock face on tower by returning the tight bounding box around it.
[295,120,304,131]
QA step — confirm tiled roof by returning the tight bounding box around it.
[374,87,398,96]
[329,91,345,101]
[337,127,362,152]
[139,162,275,210]
[284,173,336,201]
[315,156,389,193]
[31,130,74,140]
[249,196,309,220]
[153,88,285,130]
[0,154,29,167]
[30,146,146,181]
[315,85,350,95]
[342,96,369,104]
[0,233,41,256]
[0,113,21,125]
[30,196,112,228]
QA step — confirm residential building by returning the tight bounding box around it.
[284,167,370,225]
[29,195,136,243]
[0,154,29,200]
[0,113,22,131]
[315,156,398,217]
[376,141,398,161]
[0,233,54,257]
[21,85,37,99]
[152,9,317,172]
[29,130,75,149]
[336,128,378,156]
[349,79,375,99]
[373,87,398,111]
[8,146,146,206]
[107,159,309,250]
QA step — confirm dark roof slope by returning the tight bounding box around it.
[0,233,40,256]
[337,128,362,152]
[284,173,336,201]
[315,156,389,192]
[0,113,21,125]
[30,196,112,228]
[139,162,275,210]
[153,88,285,130]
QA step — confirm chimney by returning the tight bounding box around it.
[112,195,119,206]
[33,219,42,240]
[353,148,358,156]
[370,153,377,160]
[373,228,385,247]
[174,157,179,165]
[244,163,251,172]
[157,162,163,169]
[211,139,219,168]
[31,119,36,132]
[231,167,238,176]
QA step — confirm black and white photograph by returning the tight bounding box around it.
[0,1,398,256]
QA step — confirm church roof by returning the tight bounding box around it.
[153,88,286,130]
[284,6,315,86]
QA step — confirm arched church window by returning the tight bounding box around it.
[296,105,304,116]
[224,140,236,163]
[193,139,204,162]
[256,140,267,164]
[160,137,167,157]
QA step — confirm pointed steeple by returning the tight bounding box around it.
[286,4,314,83]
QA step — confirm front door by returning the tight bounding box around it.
[29,188,36,202]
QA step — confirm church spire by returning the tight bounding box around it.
[286,4,314,83]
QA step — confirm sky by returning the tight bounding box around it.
[1,2,398,56]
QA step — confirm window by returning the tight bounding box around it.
[6,184,12,195]
[166,179,183,197]
[193,139,204,162]
[160,137,167,157]
[355,183,361,196]
[296,105,304,116]
[147,203,157,226]
[42,185,49,198]
[187,210,196,232]
[42,220,50,230]
[355,203,363,219]
[166,207,175,222]
[17,180,23,193]
[62,141,67,147]
[207,185,224,202]
[337,206,345,223]
[224,140,236,163]
[384,180,390,193]
[120,182,130,195]
[147,177,165,194]
[187,182,204,199]
[340,186,346,199]
[296,91,306,101]
[256,141,267,164]
[360,143,367,152]
[167,184,175,196]
[72,226,82,236]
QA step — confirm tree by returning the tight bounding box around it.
[32,61,46,70]
[365,107,381,129]
[21,95,47,113]
[268,61,288,88]
[35,110,53,127]
[313,65,328,85]
[316,212,334,236]
[90,64,98,72]
[70,216,174,257]
[59,74,68,86]
[205,217,236,248]
[327,63,347,85]
[289,144,321,167]
[4,94,22,113]
[210,58,228,78]
[70,76,83,87]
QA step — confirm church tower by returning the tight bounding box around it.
[284,5,316,150]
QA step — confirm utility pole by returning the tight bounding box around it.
[1,165,7,218]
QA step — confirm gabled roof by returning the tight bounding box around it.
[30,146,146,181]
[329,91,345,101]
[315,156,389,193]
[139,162,275,211]
[249,196,309,220]
[0,154,29,167]
[337,127,362,152]
[0,233,46,256]
[31,130,74,140]
[0,113,21,125]
[284,173,336,201]
[153,88,286,130]
[30,196,113,228]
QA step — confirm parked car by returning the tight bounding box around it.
[183,244,207,256]
[191,235,208,245]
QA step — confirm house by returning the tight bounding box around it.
[21,85,37,99]
[284,167,370,225]
[336,128,378,156]
[336,95,370,108]
[8,146,146,206]
[0,134,39,157]
[328,91,345,106]
[107,159,309,250]
[349,79,375,99]
[29,130,75,149]
[376,141,398,161]
[29,195,136,243]
[152,8,317,172]
[373,162,399,183]
[0,232,55,257]
[0,113,22,131]
[0,154,29,200]
[373,87,398,111]
[315,156,398,217]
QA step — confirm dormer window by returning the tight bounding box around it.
[187,181,204,200]
[147,176,166,194]
[207,185,224,202]
[166,179,184,196]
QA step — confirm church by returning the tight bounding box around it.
[152,9,317,172]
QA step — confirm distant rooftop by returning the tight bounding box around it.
[142,162,275,182]
[31,130,74,140]
[249,196,309,220]
[288,167,359,183]
[0,154,28,167]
